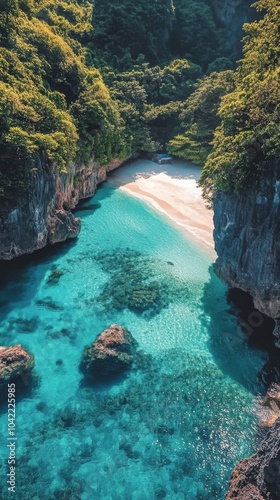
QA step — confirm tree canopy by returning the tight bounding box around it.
[199,0,280,200]
[0,0,128,201]
[90,0,230,71]
[0,0,260,204]
[168,70,235,165]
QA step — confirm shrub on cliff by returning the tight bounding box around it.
[199,0,280,200]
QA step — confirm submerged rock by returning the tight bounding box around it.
[46,266,64,285]
[226,419,280,500]
[128,285,160,312]
[80,324,136,379]
[94,248,189,318]
[0,344,35,385]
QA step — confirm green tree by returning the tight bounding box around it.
[169,0,228,70]
[168,71,235,164]
[0,0,129,202]
[199,0,280,201]
[91,0,175,70]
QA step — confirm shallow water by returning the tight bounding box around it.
[0,163,266,499]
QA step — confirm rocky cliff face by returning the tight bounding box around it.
[0,155,124,260]
[213,164,280,326]
[213,166,280,497]
[212,0,259,57]
[226,419,280,500]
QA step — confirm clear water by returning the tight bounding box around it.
[0,165,266,499]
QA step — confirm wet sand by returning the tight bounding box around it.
[109,159,215,255]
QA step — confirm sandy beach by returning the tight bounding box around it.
[109,159,215,255]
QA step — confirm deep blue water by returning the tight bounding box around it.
[0,165,266,499]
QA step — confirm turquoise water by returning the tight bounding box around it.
[0,169,266,499]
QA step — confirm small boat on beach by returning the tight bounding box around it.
[153,153,173,164]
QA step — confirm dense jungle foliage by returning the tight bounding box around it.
[91,0,230,71]
[0,0,272,204]
[90,0,235,155]
[0,0,128,201]
[199,0,280,199]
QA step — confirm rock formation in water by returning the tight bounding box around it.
[226,419,280,500]
[0,155,124,260]
[213,164,280,336]
[0,344,35,385]
[80,324,137,379]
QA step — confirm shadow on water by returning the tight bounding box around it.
[0,372,41,408]
[201,266,274,394]
[93,182,117,202]
[226,288,280,388]
[73,182,117,219]
[79,370,130,392]
[73,201,101,218]
[0,237,77,315]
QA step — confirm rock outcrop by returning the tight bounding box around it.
[0,155,125,260]
[226,419,280,500]
[213,167,280,497]
[257,384,280,428]
[0,344,35,385]
[212,0,256,55]
[213,164,280,331]
[80,324,137,379]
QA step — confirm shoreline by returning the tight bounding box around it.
[109,161,215,257]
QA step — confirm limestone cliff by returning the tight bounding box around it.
[213,164,280,325]
[213,166,280,496]
[212,0,255,55]
[0,155,124,260]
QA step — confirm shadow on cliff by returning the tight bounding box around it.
[201,266,275,394]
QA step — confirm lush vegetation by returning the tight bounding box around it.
[89,0,235,155]
[199,0,280,199]
[0,0,128,201]
[168,70,235,165]
[104,59,203,154]
[0,0,261,205]
[91,0,230,72]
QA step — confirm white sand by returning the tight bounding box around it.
[109,160,215,255]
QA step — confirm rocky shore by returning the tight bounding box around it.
[227,419,280,500]
[213,166,280,497]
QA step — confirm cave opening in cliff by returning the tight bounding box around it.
[227,288,280,387]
